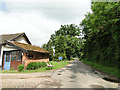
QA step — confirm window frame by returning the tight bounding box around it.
[11,50,22,61]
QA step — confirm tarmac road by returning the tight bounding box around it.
[0,61,119,89]
[51,61,119,88]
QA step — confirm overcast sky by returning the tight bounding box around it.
[0,0,91,46]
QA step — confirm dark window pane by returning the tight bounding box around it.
[17,51,22,61]
[5,52,10,62]
[11,51,16,61]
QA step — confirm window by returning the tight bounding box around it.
[11,51,22,61]
[5,52,10,62]
[17,51,22,61]
[11,51,17,61]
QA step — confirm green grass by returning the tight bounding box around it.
[82,60,120,79]
[0,61,69,73]
[50,61,69,69]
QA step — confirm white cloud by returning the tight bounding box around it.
[0,0,91,46]
[4,0,90,3]
[0,11,61,46]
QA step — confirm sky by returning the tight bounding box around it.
[0,0,92,46]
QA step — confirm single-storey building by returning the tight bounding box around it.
[0,32,49,70]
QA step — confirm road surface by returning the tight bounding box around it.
[51,61,118,88]
[0,61,119,89]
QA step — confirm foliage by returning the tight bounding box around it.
[47,61,53,64]
[1,61,69,73]
[18,64,24,71]
[45,67,53,70]
[80,2,120,68]
[26,62,47,70]
[42,41,54,61]
[40,62,47,67]
[42,24,83,60]
[26,62,38,70]
[82,60,120,79]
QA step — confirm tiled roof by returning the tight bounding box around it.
[8,41,49,53]
[0,32,25,44]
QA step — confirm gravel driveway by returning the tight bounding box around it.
[0,61,119,89]
[1,72,61,88]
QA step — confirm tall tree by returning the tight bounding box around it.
[80,2,120,67]
[41,40,54,61]
[44,24,83,60]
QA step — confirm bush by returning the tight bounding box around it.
[40,62,47,67]
[45,66,53,70]
[26,62,38,70]
[18,64,24,71]
[47,61,52,64]
[37,62,42,68]
[26,62,47,70]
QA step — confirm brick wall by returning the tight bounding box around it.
[22,52,49,68]
[10,61,22,70]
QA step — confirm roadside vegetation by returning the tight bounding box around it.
[80,2,119,78]
[1,2,119,78]
[82,60,120,79]
[42,2,119,78]
[80,2,119,68]
[41,24,83,61]
[1,61,69,73]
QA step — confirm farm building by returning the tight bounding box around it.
[0,32,49,70]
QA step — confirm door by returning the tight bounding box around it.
[4,52,11,70]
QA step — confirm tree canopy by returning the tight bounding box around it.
[42,24,83,60]
[42,2,120,68]
[80,2,120,67]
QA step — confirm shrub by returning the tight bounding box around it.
[45,67,53,70]
[26,62,32,70]
[18,64,24,71]
[40,62,47,67]
[37,62,42,68]
[26,62,39,70]
[26,62,47,70]
[47,61,52,64]
[32,62,39,69]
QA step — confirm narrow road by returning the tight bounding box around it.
[51,61,118,88]
[1,61,119,89]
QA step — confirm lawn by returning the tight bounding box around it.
[0,61,70,73]
[82,60,120,79]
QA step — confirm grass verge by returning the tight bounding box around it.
[0,61,69,73]
[81,60,120,79]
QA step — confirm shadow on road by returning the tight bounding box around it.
[65,61,97,76]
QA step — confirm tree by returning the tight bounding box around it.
[43,24,83,60]
[54,35,67,60]
[80,2,120,67]
[41,40,54,61]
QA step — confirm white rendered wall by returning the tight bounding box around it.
[0,45,18,66]
[3,45,18,51]
[15,36,28,44]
